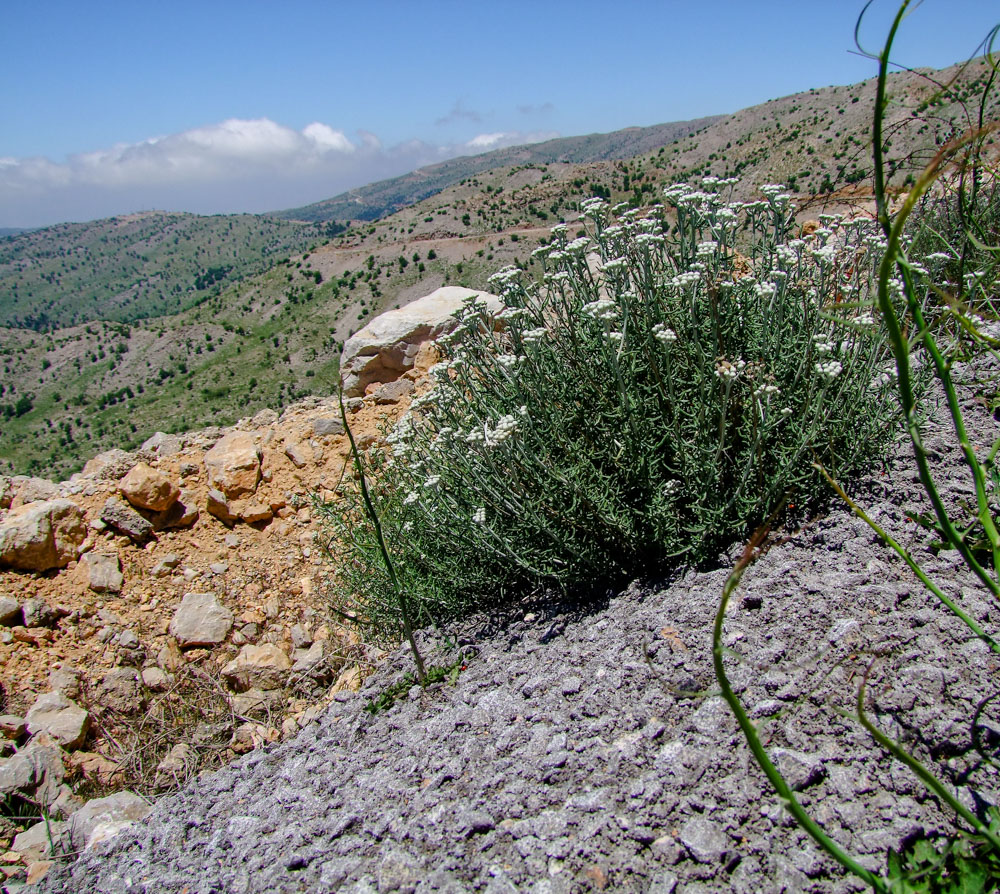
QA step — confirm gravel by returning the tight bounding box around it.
[38,366,1000,893]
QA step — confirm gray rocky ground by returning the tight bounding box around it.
[34,364,1000,892]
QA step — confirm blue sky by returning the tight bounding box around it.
[1,0,996,227]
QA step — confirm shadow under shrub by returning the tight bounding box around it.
[322,181,904,637]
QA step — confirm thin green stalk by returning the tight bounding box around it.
[816,462,1000,655]
[857,663,1000,852]
[714,528,887,892]
[338,388,426,681]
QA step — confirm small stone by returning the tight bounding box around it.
[47,668,81,699]
[81,552,123,593]
[118,629,140,650]
[222,643,292,692]
[26,860,55,884]
[25,692,90,749]
[12,821,68,862]
[679,816,728,863]
[119,463,180,512]
[21,599,60,629]
[169,593,234,648]
[237,502,273,524]
[100,497,153,543]
[96,669,144,715]
[209,562,228,575]
[311,417,344,437]
[224,534,240,549]
[0,753,34,794]
[141,667,171,691]
[284,442,313,469]
[151,553,181,577]
[0,598,21,626]
[68,791,151,852]
[0,717,26,741]
[373,378,415,405]
[206,488,238,526]
[204,432,261,499]
[150,490,199,531]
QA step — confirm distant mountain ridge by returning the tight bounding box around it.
[271,116,725,223]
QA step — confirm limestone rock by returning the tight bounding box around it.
[12,820,69,862]
[373,378,415,405]
[141,667,171,691]
[0,598,21,626]
[100,497,153,543]
[222,643,292,692]
[206,488,238,526]
[204,431,261,499]
[311,416,344,437]
[96,669,145,715]
[68,791,150,852]
[237,501,273,524]
[21,598,62,628]
[119,463,180,512]
[0,476,11,509]
[0,499,86,571]
[81,449,137,481]
[284,441,313,469]
[81,552,123,593]
[16,477,60,505]
[0,752,34,794]
[0,716,26,741]
[340,286,503,396]
[25,692,90,749]
[140,431,183,457]
[150,489,198,530]
[168,592,233,648]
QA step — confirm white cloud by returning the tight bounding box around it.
[0,119,559,227]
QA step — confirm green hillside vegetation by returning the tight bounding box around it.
[0,56,994,480]
[0,211,328,329]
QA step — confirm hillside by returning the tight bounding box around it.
[0,57,996,480]
[0,212,325,329]
[272,116,725,223]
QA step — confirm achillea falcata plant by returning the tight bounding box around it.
[322,179,904,637]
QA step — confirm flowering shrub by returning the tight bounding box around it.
[324,179,903,635]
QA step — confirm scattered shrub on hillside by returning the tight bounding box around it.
[322,180,905,638]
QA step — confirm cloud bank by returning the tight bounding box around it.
[0,119,558,228]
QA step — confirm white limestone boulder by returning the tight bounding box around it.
[340,286,502,397]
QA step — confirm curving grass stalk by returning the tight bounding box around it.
[713,527,887,891]
[338,388,426,681]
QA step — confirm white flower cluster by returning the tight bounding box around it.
[581,197,607,218]
[522,327,548,344]
[583,298,619,321]
[812,333,837,355]
[466,414,521,448]
[715,358,746,381]
[496,354,525,370]
[696,241,718,257]
[565,237,590,254]
[754,281,777,298]
[472,507,486,525]
[815,360,843,381]
[753,383,780,398]
[600,257,628,273]
[671,271,702,289]
[652,323,677,344]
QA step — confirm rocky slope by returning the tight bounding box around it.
[0,288,511,887]
[19,352,1000,893]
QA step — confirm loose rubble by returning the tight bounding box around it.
[0,293,452,883]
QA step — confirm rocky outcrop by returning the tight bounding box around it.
[340,286,502,396]
[204,432,261,499]
[0,499,86,571]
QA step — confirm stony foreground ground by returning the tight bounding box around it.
[33,364,1000,893]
